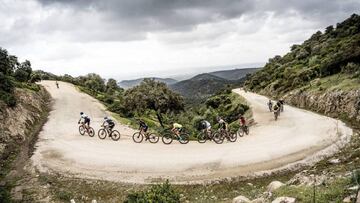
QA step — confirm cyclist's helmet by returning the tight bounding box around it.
[104,116,108,120]
[80,112,84,115]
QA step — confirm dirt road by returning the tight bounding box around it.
[31,81,352,184]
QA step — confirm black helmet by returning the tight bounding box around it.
[80,112,84,115]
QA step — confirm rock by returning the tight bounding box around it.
[348,185,359,191]
[343,196,351,203]
[267,181,285,192]
[272,197,296,203]
[357,191,360,203]
[328,158,341,164]
[233,195,251,203]
[251,197,266,203]
[247,182,254,187]
[70,199,76,203]
[91,200,97,203]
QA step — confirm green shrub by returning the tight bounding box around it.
[125,180,180,203]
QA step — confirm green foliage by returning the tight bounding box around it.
[123,79,185,127]
[273,178,350,202]
[14,60,32,82]
[125,180,180,203]
[0,47,37,107]
[245,14,360,94]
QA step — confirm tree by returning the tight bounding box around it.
[14,60,32,82]
[83,73,106,92]
[106,78,121,95]
[123,79,184,128]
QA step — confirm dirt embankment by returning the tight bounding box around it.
[0,87,51,200]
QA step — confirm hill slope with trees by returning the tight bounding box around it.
[245,13,360,125]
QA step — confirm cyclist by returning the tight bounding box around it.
[239,114,249,134]
[201,120,212,135]
[171,122,183,137]
[279,99,285,112]
[273,104,281,118]
[78,112,91,128]
[267,100,273,112]
[55,81,59,89]
[103,116,115,132]
[139,119,149,134]
[217,116,228,132]
[239,115,246,128]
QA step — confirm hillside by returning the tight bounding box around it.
[245,14,360,124]
[209,68,260,80]
[170,73,237,100]
[118,77,177,89]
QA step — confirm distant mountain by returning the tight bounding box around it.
[170,68,259,100]
[118,77,178,89]
[208,68,260,81]
[170,74,236,100]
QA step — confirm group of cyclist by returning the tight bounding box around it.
[267,99,285,120]
[78,111,249,141]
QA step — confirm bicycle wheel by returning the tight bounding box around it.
[244,126,249,135]
[213,132,224,144]
[228,131,237,142]
[132,132,144,143]
[162,133,173,145]
[79,125,85,135]
[148,133,159,143]
[197,132,207,143]
[98,128,107,139]
[110,130,121,141]
[237,129,245,137]
[179,133,189,144]
[88,127,95,137]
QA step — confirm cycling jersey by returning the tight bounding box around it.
[139,121,148,132]
[239,117,246,126]
[79,114,90,125]
[104,118,115,125]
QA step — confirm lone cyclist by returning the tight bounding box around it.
[267,100,273,112]
[171,122,183,136]
[103,116,115,132]
[78,112,91,128]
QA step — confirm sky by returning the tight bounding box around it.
[1,0,359,80]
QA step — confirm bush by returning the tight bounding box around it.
[125,180,180,203]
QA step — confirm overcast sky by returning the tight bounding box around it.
[1,0,359,80]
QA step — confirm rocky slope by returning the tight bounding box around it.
[0,86,50,201]
[283,89,360,126]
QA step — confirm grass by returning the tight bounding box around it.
[273,178,351,203]
[306,73,360,93]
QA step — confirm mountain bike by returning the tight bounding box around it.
[162,129,189,144]
[98,125,121,141]
[197,129,214,143]
[274,110,279,121]
[212,128,237,144]
[78,122,95,137]
[237,125,249,137]
[133,130,159,143]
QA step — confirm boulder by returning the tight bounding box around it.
[328,158,341,164]
[267,181,285,192]
[251,197,266,203]
[233,195,251,203]
[272,197,296,203]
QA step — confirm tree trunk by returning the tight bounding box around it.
[156,112,164,128]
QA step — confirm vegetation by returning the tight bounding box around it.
[0,48,41,107]
[125,180,180,203]
[245,14,360,96]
